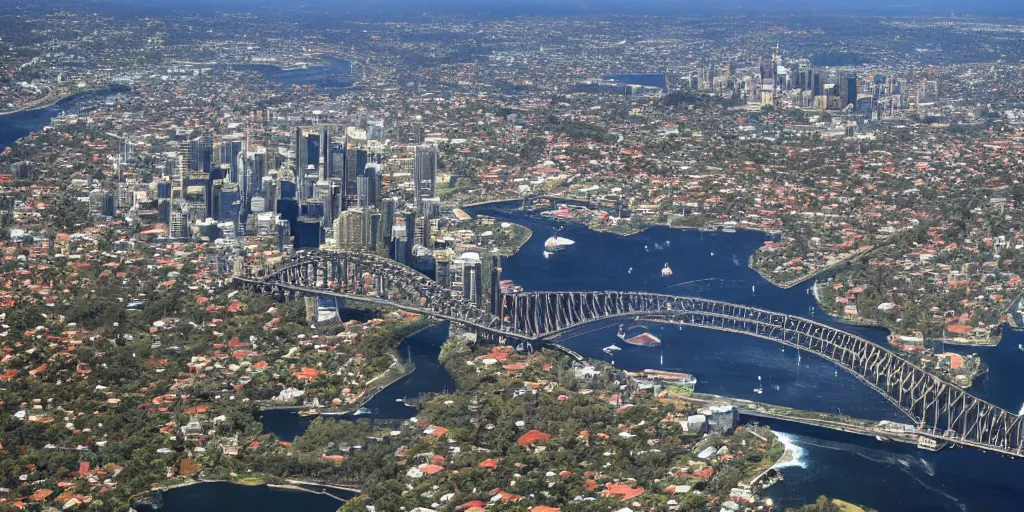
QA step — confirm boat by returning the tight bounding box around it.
[298,409,320,418]
[772,384,780,391]
[543,250,551,259]
[710,251,715,257]
[1019,344,1023,351]
[628,267,633,274]
[316,306,337,323]
[604,344,622,352]
[352,407,374,416]
[754,376,763,394]
[618,325,662,347]
[661,263,673,277]
[544,236,575,252]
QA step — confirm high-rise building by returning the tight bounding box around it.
[840,74,858,109]
[435,248,454,289]
[220,137,244,183]
[452,251,483,307]
[403,212,416,263]
[358,163,382,208]
[490,255,503,316]
[413,145,437,203]
[382,197,398,243]
[335,207,365,248]
[417,196,441,220]
[182,134,213,174]
[391,224,409,266]
[295,128,309,201]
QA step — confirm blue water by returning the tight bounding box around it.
[134,482,348,512]
[464,201,1024,511]
[234,56,353,89]
[0,87,127,149]
[603,73,667,89]
[261,321,456,441]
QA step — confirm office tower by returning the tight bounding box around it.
[101,192,116,217]
[490,255,502,316]
[319,127,331,181]
[391,224,409,266]
[343,145,368,208]
[413,145,437,203]
[220,137,243,183]
[418,215,431,246]
[381,197,397,246]
[169,209,189,239]
[294,216,323,249]
[294,128,308,200]
[840,74,857,108]
[181,134,213,175]
[417,196,441,220]
[367,210,381,252]
[435,249,454,289]
[401,212,415,264]
[459,252,483,307]
[358,163,382,208]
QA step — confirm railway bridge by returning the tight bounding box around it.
[233,250,1024,458]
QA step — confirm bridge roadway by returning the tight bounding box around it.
[233,250,1024,459]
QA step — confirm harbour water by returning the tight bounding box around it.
[233,56,354,89]
[260,320,456,441]
[15,69,1024,511]
[132,482,348,512]
[463,201,1024,511]
[0,86,129,149]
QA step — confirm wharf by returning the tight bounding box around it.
[661,392,948,453]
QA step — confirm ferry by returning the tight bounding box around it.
[544,236,575,252]
[619,330,662,347]
[297,409,320,418]
[661,263,673,277]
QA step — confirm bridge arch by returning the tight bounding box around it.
[236,250,1024,457]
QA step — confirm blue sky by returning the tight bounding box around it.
[89,0,1023,15]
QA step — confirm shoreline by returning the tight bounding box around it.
[258,319,436,414]
[0,89,86,117]
[135,477,349,508]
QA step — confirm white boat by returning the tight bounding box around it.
[661,263,673,277]
[316,306,337,323]
[544,236,575,252]
[1019,404,1024,416]
[628,267,633,274]
[710,251,715,256]
[543,250,551,259]
[604,344,622,352]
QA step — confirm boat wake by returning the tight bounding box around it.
[790,436,966,512]
[771,431,808,470]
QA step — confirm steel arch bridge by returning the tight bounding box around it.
[234,250,1024,458]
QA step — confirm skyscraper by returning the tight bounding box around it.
[413,145,437,204]
[182,134,213,175]
[358,163,382,208]
[295,128,308,200]
[490,255,503,316]
[335,207,365,248]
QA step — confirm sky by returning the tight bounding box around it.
[82,0,1024,16]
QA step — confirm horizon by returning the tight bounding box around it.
[15,0,1024,17]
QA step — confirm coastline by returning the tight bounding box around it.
[135,477,349,509]
[0,86,106,117]
[257,319,436,414]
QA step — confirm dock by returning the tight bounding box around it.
[661,392,948,454]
